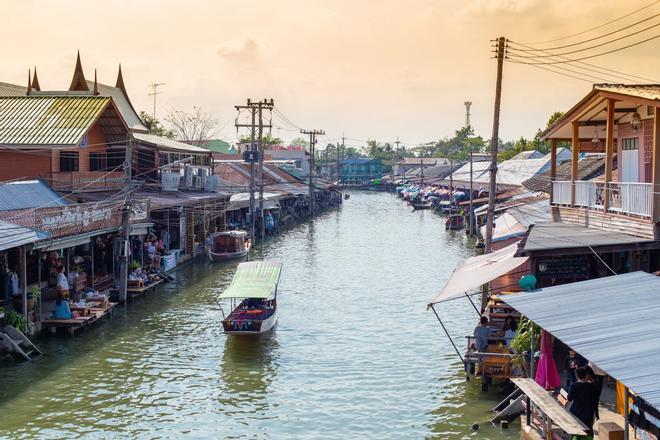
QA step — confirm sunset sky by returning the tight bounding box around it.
[1,0,659,148]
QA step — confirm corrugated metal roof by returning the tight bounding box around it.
[0,96,111,145]
[0,220,49,251]
[0,180,67,211]
[522,155,609,193]
[524,222,655,253]
[503,271,660,410]
[132,132,211,154]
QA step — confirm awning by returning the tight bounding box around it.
[130,222,154,236]
[429,242,528,305]
[524,222,657,254]
[503,271,660,412]
[479,212,527,243]
[219,261,282,299]
[228,192,280,211]
[0,220,50,252]
[35,227,118,251]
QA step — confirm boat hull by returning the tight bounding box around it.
[411,203,432,210]
[223,309,278,335]
[207,248,249,263]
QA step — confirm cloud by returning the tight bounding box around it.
[217,38,260,64]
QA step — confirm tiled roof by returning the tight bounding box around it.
[0,82,27,97]
[0,96,111,145]
[594,84,660,102]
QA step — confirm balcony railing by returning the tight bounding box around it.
[51,171,125,191]
[552,181,652,218]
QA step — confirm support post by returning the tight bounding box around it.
[550,139,559,221]
[485,36,505,254]
[429,304,464,363]
[604,98,615,212]
[652,107,660,226]
[570,121,579,206]
[118,200,130,305]
[249,106,256,240]
[21,246,27,323]
[530,322,536,379]
[624,387,630,440]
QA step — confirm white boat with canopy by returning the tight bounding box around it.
[219,261,282,335]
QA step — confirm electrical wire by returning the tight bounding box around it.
[518,0,660,45]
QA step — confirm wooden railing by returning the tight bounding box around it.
[552,180,652,218]
[51,171,125,191]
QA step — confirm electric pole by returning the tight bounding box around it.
[235,99,274,242]
[301,128,325,217]
[485,37,506,254]
[118,135,135,305]
[148,82,165,120]
[465,101,474,235]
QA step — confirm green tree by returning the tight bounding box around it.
[139,111,175,138]
[289,137,309,147]
[239,133,283,146]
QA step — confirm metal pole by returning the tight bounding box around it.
[249,106,256,240]
[469,145,474,235]
[258,103,265,245]
[465,293,481,315]
[430,304,464,363]
[485,36,506,254]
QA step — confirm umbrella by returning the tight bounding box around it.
[535,330,561,390]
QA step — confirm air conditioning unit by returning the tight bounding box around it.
[205,175,219,191]
[183,166,193,188]
[193,175,204,190]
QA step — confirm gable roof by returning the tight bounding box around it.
[511,150,544,160]
[0,82,27,97]
[86,81,148,132]
[0,96,120,146]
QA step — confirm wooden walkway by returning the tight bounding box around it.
[41,302,117,336]
[109,279,164,302]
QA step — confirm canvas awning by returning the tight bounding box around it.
[219,261,282,299]
[429,242,528,305]
[479,212,527,243]
[503,271,660,412]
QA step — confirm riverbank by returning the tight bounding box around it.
[0,192,518,439]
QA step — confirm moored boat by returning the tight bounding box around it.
[411,201,433,210]
[445,215,464,230]
[219,261,283,335]
[207,230,251,262]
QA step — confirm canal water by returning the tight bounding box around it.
[0,192,518,439]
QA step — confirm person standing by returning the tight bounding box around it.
[567,367,600,436]
[564,350,586,390]
[56,265,69,299]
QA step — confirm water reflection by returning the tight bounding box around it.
[219,332,279,413]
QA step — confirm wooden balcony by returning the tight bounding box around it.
[551,180,655,238]
[51,171,125,192]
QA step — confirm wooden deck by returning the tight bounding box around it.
[109,279,164,302]
[41,302,118,335]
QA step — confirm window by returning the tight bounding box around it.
[621,138,639,150]
[59,151,79,172]
[106,147,125,170]
[89,152,107,171]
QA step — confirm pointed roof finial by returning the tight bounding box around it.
[69,50,90,92]
[31,66,41,91]
[93,69,99,95]
[115,63,129,96]
[27,69,32,95]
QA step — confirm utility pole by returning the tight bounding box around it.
[485,37,506,254]
[118,135,135,305]
[301,128,325,217]
[465,101,474,235]
[148,82,165,120]
[234,99,273,242]
[257,99,274,245]
[421,157,424,185]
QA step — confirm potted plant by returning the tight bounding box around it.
[11,291,34,314]
[5,310,27,333]
[30,285,41,318]
[510,317,540,377]
[129,261,141,271]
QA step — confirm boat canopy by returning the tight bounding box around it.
[213,230,247,238]
[219,261,282,299]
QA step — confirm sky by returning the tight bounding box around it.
[1,0,659,148]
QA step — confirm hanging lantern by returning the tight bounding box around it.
[591,126,599,146]
[631,111,642,132]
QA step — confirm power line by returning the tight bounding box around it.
[509,21,660,58]
[518,0,660,45]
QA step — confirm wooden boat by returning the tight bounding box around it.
[411,201,433,210]
[445,215,464,230]
[219,261,282,335]
[207,230,251,262]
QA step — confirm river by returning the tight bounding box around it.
[0,192,518,439]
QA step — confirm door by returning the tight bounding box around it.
[621,138,639,182]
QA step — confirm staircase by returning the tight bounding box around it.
[0,325,42,361]
[153,266,174,283]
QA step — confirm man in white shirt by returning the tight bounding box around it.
[56,265,69,299]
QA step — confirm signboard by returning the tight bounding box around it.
[243,150,260,163]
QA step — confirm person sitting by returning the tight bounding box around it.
[503,315,518,347]
[128,268,140,281]
[52,291,72,319]
[473,316,493,352]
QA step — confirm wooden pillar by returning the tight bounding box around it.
[20,247,28,323]
[570,121,579,206]
[653,107,660,225]
[604,99,615,211]
[550,139,559,221]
